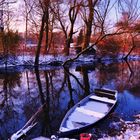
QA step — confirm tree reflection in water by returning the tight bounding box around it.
[0,70,21,140]
[0,61,140,139]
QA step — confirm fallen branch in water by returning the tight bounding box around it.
[10,103,46,140]
[10,122,37,140]
[62,30,129,66]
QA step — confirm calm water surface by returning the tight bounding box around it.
[0,60,140,139]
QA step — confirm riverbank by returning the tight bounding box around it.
[99,114,140,140]
[32,114,140,140]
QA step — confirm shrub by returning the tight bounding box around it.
[97,37,121,58]
[1,30,20,55]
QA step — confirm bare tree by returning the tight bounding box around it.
[52,0,81,55]
[43,0,50,53]
[22,0,140,65]
[34,13,46,65]
[116,0,140,60]
[80,0,98,50]
[0,0,17,31]
[94,0,112,35]
[34,0,51,65]
[23,0,36,46]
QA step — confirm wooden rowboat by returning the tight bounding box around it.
[58,88,118,137]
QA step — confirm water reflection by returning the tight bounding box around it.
[0,60,140,139]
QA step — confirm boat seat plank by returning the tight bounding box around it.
[94,88,116,95]
[94,92,116,100]
[76,107,105,118]
[90,95,116,104]
[94,90,116,97]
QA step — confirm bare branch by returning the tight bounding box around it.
[63,29,130,66]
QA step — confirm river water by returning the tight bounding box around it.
[0,60,140,139]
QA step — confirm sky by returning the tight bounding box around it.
[1,0,140,33]
[0,0,25,32]
[13,0,25,32]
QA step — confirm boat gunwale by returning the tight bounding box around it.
[59,89,118,136]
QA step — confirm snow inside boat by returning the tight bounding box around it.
[59,88,117,136]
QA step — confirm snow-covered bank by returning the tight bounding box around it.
[99,114,140,140]
[31,115,140,140]
[0,54,98,67]
[1,54,140,68]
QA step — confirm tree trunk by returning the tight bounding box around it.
[64,24,74,55]
[45,2,49,54]
[83,0,98,50]
[83,0,94,50]
[35,14,45,66]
